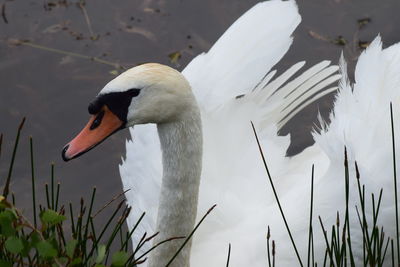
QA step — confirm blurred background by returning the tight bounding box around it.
[0,0,399,221]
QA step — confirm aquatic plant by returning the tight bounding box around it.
[0,119,204,267]
[1,115,398,266]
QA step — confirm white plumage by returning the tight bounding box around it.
[119,0,344,266]
[57,0,400,265]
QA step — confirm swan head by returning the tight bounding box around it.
[62,63,194,161]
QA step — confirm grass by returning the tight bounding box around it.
[0,118,214,266]
[1,113,399,266]
[252,103,400,267]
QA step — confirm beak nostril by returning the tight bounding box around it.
[62,144,70,162]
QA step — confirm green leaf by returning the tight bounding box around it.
[0,218,15,237]
[111,251,129,266]
[30,231,41,246]
[0,259,12,267]
[0,210,17,221]
[20,237,31,257]
[71,257,82,266]
[40,209,66,225]
[96,244,106,263]
[36,240,58,258]
[0,210,17,237]
[66,239,78,258]
[95,265,107,267]
[5,236,23,253]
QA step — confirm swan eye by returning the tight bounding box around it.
[90,110,105,130]
[87,88,140,124]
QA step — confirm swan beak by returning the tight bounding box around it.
[62,106,124,161]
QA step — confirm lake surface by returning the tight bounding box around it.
[0,0,399,226]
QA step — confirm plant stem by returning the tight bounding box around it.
[226,243,231,267]
[251,121,303,267]
[16,40,124,69]
[3,117,25,199]
[29,137,37,228]
[307,165,315,267]
[390,103,400,266]
[165,204,216,267]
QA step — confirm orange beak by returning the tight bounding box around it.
[62,106,124,161]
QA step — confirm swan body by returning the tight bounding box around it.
[61,0,400,264]
[117,1,340,266]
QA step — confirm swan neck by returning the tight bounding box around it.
[149,105,202,267]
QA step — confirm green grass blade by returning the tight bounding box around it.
[381,236,391,265]
[226,243,231,267]
[165,204,216,267]
[121,212,145,251]
[131,235,185,265]
[318,216,333,265]
[45,184,51,209]
[390,102,400,266]
[55,183,60,211]
[105,206,131,251]
[29,137,37,228]
[267,226,272,267]
[251,121,303,266]
[308,165,315,267]
[272,240,276,267]
[0,133,3,160]
[51,164,55,210]
[86,200,125,262]
[69,202,76,237]
[392,239,395,267]
[82,187,96,259]
[3,117,25,199]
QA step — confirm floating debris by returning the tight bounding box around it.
[358,40,370,50]
[8,39,124,69]
[59,55,74,65]
[69,30,84,40]
[308,30,330,42]
[332,35,347,46]
[7,38,29,46]
[109,70,119,76]
[168,51,181,65]
[358,17,371,29]
[143,8,161,13]
[42,23,65,34]
[89,35,99,41]
[123,25,156,41]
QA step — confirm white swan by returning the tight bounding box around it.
[62,0,342,266]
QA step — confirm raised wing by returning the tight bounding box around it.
[183,0,301,110]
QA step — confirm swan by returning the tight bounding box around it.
[62,0,342,266]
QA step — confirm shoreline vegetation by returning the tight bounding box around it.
[0,118,211,267]
[0,114,399,266]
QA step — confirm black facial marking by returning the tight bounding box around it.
[90,110,105,130]
[88,100,103,115]
[88,88,141,122]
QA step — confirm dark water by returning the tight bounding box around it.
[0,0,399,221]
